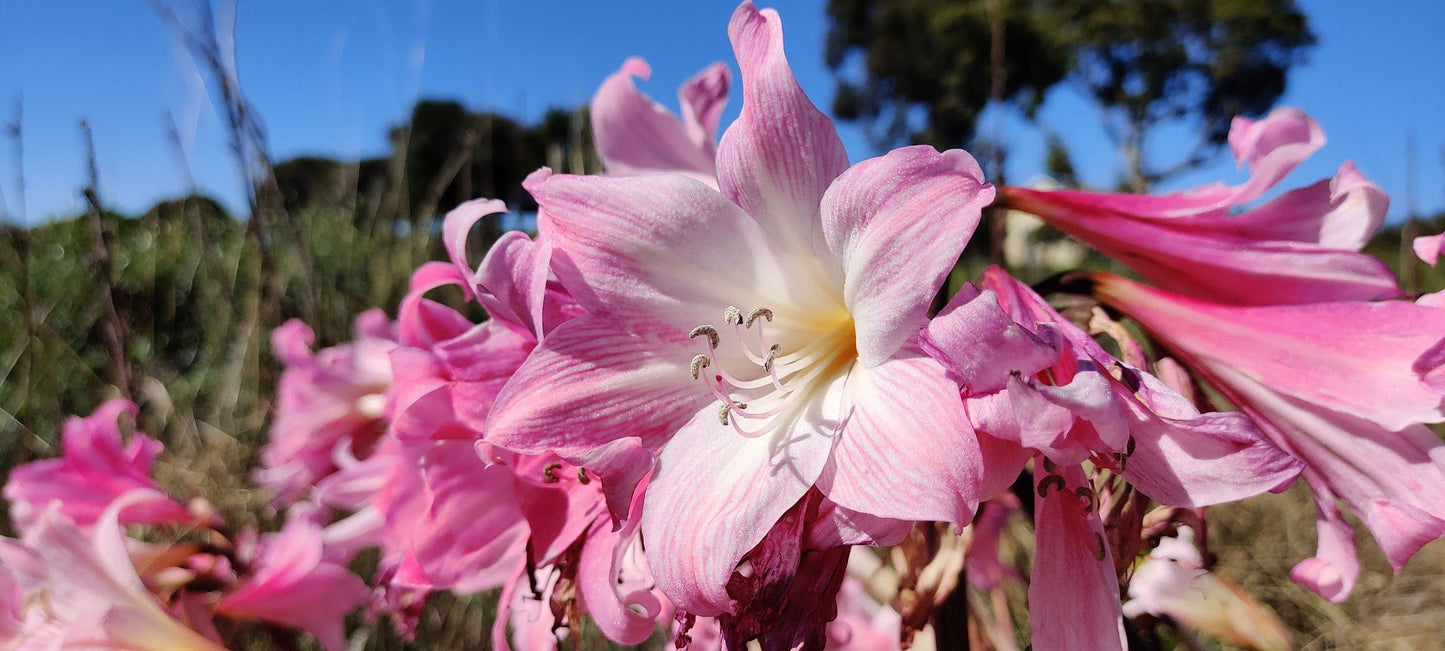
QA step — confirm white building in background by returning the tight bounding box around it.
[1001,176,1088,274]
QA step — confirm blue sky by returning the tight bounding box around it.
[2,0,1442,224]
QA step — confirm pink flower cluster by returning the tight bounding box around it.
[7,2,1445,649]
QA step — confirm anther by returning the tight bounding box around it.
[1125,436,1137,457]
[763,344,781,372]
[1036,474,1067,498]
[744,308,773,328]
[1093,533,1107,562]
[724,306,743,325]
[543,462,562,484]
[690,355,711,380]
[718,403,732,426]
[689,325,720,349]
[1075,487,1096,513]
[577,468,591,484]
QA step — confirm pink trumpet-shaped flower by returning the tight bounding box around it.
[257,310,397,505]
[349,200,667,646]
[0,491,225,650]
[485,2,1033,628]
[926,268,1300,649]
[1092,273,1445,601]
[217,506,370,651]
[1004,108,1399,306]
[1123,527,1291,651]
[4,399,190,535]
[592,56,730,186]
[491,463,669,650]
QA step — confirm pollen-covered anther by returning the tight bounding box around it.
[763,344,781,372]
[718,403,732,426]
[1036,474,1067,498]
[744,307,773,328]
[724,306,743,325]
[690,355,711,380]
[542,462,562,484]
[689,325,721,349]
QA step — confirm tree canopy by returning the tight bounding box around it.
[825,0,1315,189]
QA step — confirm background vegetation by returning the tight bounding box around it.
[2,0,1444,647]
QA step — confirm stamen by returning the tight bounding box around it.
[762,344,781,373]
[724,306,743,325]
[744,308,773,328]
[718,403,731,426]
[1036,474,1067,497]
[689,325,720,350]
[542,462,562,484]
[690,355,711,380]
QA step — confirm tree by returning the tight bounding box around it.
[826,0,1073,157]
[1057,0,1314,190]
[825,0,1315,190]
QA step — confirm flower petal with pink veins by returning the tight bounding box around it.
[441,198,507,289]
[922,284,1061,394]
[1029,467,1126,651]
[1094,274,1445,431]
[716,1,850,256]
[817,346,983,525]
[807,498,913,549]
[576,514,666,645]
[641,381,842,615]
[819,146,993,366]
[1118,370,1301,508]
[1414,337,1445,394]
[529,171,832,338]
[1226,161,1387,250]
[591,57,726,184]
[1004,110,1400,306]
[680,63,731,149]
[473,230,555,339]
[389,441,531,595]
[485,316,707,499]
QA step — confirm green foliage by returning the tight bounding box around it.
[827,0,1073,149]
[825,0,1315,187]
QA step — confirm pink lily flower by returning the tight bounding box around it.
[925,268,1300,649]
[1122,527,1291,651]
[257,310,397,505]
[217,506,370,651]
[485,2,1025,629]
[1004,108,1399,306]
[591,56,730,186]
[340,202,667,646]
[0,491,225,650]
[1092,273,1445,601]
[4,399,190,535]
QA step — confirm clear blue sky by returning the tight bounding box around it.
[2,1,1442,224]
